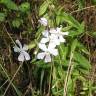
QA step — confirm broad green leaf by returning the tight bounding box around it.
[71,39,78,53]
[39,1,49,16]
[74,52,91,70]
[62,26,72,32]
[19,2,30,13]
[56,10,64,25]
[78,21,84,33]
[0,0,18,10]
[69,22,84,37]
[77,41,90,55]
[63,12,81,29]
[68,30,82,37]
[0,12,6,22]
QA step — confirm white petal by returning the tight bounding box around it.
[49,48,58,56]
[49,28,57,34]
[16,40,22,49]
[23,51,30,61]
[50,34,58,39]
[49,34,60,45]
[60,32,69,35]
[48,42,56,49]
[38,17,48,26]
[56,27,61,32]
[53,38,60,45]
[42,30,49,37]
[40,38,49,43]
[22,44,28,51]
[37,52,45,59]
[39,43,47,51]
[59,35,65,42]
[18,53,24,62]
[44,54,51,62]
[13,46,21,52]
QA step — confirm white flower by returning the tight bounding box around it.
[38,17,48,26]
[42,30,49,37]
[50,27,69,43]
[40,34,60,46]
[41,29,60,45]
[13,40,30,62]
[37,43,58,62]
[41,27,69,46]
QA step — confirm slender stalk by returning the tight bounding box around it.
[47,58,54,96]
[71,5,96,14]
[0,79,8,89]
[63,53,74,96]
[0,62,21,96]
[3,63,23,96]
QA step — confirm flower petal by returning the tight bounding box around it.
[60,32,69,36]
[23,51,30,61]
[56,27,61,32]
[59,35,65,42]
[48,42,56,49]
[49,28,57,34]
[23,44,28,51]
[37,52,45,59]
[39,43,47,51]
[44,54,51,62]
[13,46,21,52]
[38,17,48,26]
[49,48,58,56]
[18,53,24,62]
[40,38,49,43]
[16,40,22,49]
[49,34,60,46]
[42,30,49,37]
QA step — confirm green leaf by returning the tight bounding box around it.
[0,0,18,10]
[77,42,90,55]
[63,12,81,29]
[91,32,96,37]
[57,12,84,37]
[92,0,96,4]
[68,30,81,37]
[12,19,22,28]
[76,0,85,9]
[58,44,68,60]
[36,60,51,68]
[39,1,49,16]
[74,52,91,70]
[69,22,84,37]
[28,41,36,49]
[0,12,6,22]
[19,2,30,13]
[71,39,78,53]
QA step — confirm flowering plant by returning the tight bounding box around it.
[37,17,68,62]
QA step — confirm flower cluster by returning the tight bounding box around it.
[37,17,68,63]
[13,18,68,63]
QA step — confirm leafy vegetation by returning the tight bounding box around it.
[0,0,96,96]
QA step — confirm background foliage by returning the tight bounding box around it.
[0,0,96,96]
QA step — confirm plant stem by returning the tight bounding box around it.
[3,63,23,96]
